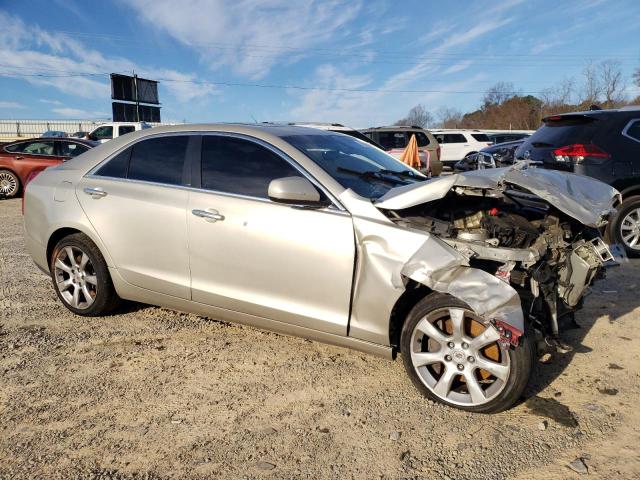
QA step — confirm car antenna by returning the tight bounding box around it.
[250,114,259,124]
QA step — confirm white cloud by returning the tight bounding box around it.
[126,0,363,78]
[289,0,523,127]
[442,60,473,75]
[40,98,63,105]
[0,11,216,104]
[52,107,108,118]
[0,101,26,109]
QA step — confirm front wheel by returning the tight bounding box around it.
[400,293,534,413]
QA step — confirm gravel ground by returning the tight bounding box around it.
[1,197,639,479]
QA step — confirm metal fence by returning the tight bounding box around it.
[0,119,164,139]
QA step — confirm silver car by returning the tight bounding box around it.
[24,124,620,413]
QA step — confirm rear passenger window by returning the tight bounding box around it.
[128,136,189,185]
[94,147,131,178]
[201,136,300,198]
[119,126,135,136]
[412,132,430,147]
[625,120,640,142]
[377,132,407,150]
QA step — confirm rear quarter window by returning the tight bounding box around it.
[471,133,490,142]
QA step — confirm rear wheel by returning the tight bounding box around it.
[400,293,534,413]
[50,233,120,316]
[0,170,20,198]
[611,196,640,258]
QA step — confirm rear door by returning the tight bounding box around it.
[6,140,59,183]
[78,134,195,299]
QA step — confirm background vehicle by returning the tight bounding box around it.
[0,138,97,198]
[24,124,617,413]
[41,130,67,138]
[70,131,89,138]
[287,122,384,149]
[431,129,492,166]
[487,132,530,144]
[362,125,442,176]
[454,140,525,172]
[514,106,640,256]
[86,122,151,143]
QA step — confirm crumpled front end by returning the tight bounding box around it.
[341,163,618,353]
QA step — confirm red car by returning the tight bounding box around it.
[0,138,98,198]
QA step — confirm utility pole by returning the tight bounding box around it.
[133,71,140,122]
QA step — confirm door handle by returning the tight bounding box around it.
[192,209,225,222]
[83,187,108,198]
[15,156,23,160]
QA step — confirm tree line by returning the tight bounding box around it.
[395,60,640,130]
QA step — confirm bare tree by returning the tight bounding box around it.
[580,60,603,106]
[395,104,434,128]
[634,66,640,87]
[436,107,463,128]
[483,81,516,107]
[600,60,625,107]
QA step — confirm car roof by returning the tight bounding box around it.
[9,137,98,146]
[543,105,640,121]
[363,125,427,131]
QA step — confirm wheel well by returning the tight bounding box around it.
[46,228,82,264]
[388,280,433,353]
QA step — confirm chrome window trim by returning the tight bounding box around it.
[85,130,347,212]
[622,119,640,144]
[83,174,350,217]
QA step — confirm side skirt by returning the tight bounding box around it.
[109,267,393,359]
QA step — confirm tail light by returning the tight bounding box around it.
[552,144,610,163]
[21,170,42,215]
[436,145,441,161]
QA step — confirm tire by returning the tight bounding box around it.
[0,169,20,199]
[610,195,640,258]
[50,233,121,316]
[400,293,534,413]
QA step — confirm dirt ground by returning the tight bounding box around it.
[1,197,639,479]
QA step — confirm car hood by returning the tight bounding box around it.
[374,163,620,227]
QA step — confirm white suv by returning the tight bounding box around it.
[87,122,152,143]
[431,130,492,166]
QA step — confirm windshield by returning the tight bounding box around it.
[283,134,427,199]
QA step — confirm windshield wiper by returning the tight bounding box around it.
[336,167,417,185]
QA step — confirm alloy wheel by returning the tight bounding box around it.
[0,171,18,197]
[410,307,510,407]
[53,246,98,309]
[619,208,640,250]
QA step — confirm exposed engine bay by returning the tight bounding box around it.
[384,185,615,346]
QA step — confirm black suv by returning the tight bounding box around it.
[515,106,640,255]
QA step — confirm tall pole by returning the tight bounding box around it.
[133,73,140,122]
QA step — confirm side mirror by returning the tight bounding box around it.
[268,176,327,206]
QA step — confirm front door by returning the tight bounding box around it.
[187,134,355,335]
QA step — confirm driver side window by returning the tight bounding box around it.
[200,136,302,199]
[92,126,113,140]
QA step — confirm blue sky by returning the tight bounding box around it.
[0,0,639,127]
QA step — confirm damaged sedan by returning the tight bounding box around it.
[23,124,619,413]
